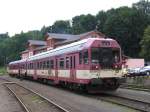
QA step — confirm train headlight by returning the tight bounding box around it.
[95,65,98,69]
[115,65,118,68]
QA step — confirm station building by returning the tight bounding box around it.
[20,31,105,59]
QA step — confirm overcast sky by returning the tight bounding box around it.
[0,0,140,36]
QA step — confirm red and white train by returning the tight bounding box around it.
[8,38,125,92]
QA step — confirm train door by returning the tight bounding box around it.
[70,55,76,81]
[33,61,37,80]
[55,57,59,84]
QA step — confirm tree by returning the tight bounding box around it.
[0,32,9,40]
[72,14,97,34]
[96,11,107,32]
[51,20,71,34]
[140,25,150,61]
[133,0,150,15]
[103,7,149,57]
[41,25,52,37]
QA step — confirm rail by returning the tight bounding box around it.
[2,81,69,112]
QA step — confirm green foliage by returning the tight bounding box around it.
[103,7,149,57]
[0,67,7,75]
[72,14,97,34]
[52,20,72,34]
[96,11,107,32]
[140,25,150,61]
[0,31,44,66]
[133,0,150,15]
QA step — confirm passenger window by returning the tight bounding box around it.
[43,61,46,69]
[83,50,89,64]
[47,61,50,69]
[66,57,69,69]
[70,57,72,68]
[40,62,42,69]
[59,58,64,69]
[73,56,76,68]
[37,62,40,69]
[31,63,33,69]
[50,60,54,69]
[30,63,32,69]
[79,52,82,64]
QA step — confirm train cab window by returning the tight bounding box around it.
[50,60,54,69]
[66,57,69,69]
[59,58,64,69]
[91,48,99,64]
[79,52,82,64]
[112,50,120,63]
[83,50,89,64]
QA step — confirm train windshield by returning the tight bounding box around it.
[91,48,120,66]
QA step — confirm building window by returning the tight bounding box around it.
[59,58,64,69]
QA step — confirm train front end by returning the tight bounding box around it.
[78,38,125,92]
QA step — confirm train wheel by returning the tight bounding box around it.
[43,79,47,84]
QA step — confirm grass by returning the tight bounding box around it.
[0,67,7,76]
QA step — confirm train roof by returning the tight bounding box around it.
[28,38,115,61]
[9,37,117,64]
[9,59,27,65]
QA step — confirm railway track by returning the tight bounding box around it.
[0,78,69,112]
[120,85,150,92]
[97,93,150,112]
[1,76,150,112]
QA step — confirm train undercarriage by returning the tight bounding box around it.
[9,73,125,93]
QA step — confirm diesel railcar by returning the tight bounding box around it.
[8,38,125,92]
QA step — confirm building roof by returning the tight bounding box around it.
[28,40,46,46]
[20,50,29,54]
[77,30,105,38]
[34,46,47,51]
[54,31,105,46]
[46,33,77,40]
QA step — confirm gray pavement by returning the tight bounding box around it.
[0,84,24,112]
